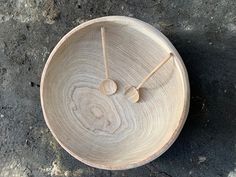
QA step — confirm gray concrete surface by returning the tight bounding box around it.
[0,0,236,177]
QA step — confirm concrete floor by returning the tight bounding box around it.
[0,0,236,177]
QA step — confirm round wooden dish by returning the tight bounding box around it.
[40,16,190,170]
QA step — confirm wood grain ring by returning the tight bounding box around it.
[40,16,190,170]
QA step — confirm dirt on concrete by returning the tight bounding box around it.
[0,0,236,177]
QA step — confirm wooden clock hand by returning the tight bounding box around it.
[99,27,117,95]
[124,53,174,103]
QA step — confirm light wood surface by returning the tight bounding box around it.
[101,27,109,79]
[99,79,117,95]
[40,16,190,170]
[124,53,173,103]
[99,27,117,95]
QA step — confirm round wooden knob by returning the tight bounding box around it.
[124,86,140,103]
[99,79,117,95]
[40,16,190,170]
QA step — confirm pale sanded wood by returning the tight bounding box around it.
[101,27,109,79]
[99,27,117,95]
[124,53,173,103]
[99,79,117,96]
[40,16,190,170]
[124,86,140,103]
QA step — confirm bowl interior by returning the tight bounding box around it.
[41,17,189,169]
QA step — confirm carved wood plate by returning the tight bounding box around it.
[40,16,190,170]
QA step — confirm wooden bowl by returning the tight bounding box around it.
[40,16,190,170]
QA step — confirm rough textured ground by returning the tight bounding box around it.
[0,0,236,177]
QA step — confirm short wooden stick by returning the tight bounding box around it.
[136,53,174,90]
[101,27,109,79]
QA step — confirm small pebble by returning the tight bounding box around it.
[0,114,4,118]
[128,13,134,17]
[198,156,206,164]
[64,171,70,177]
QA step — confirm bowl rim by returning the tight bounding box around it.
[40,16,190,170]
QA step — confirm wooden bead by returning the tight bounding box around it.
[99,79,117,95]
[124,86,140,103]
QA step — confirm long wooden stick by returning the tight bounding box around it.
[101,27,109,79]
[136,53,173,90]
